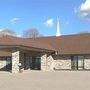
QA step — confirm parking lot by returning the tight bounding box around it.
[0,71,90,90]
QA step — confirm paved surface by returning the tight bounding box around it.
[0,71,90,90]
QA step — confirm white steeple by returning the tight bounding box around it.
[56,18,61,37]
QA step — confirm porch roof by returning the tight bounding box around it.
[0,51,11,56]
[0,35,56,52]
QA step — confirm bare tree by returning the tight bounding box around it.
[0,29,16,36]
[23,28,42,38]
[78,31,90,34]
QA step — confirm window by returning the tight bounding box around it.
[71,56,84,70]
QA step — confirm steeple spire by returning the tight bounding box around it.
[56,18,61,37]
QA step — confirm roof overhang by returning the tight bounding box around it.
[0,45,55,53]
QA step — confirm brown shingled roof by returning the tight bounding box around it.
[29,33,90,55]
[0,33,90,55]
[0,35,55,51]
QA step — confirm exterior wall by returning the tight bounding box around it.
[12,51,20,73]
[11,52,90,72]
[41,54,47,71]
[46,55,54,71]
[53,55,90,70]
[84,55,90,70]
[41,54,71,71]
[1,50,90,73]
[41,54,54,71]
[53,55,71,70]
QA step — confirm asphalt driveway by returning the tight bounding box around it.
[0,71,90,90]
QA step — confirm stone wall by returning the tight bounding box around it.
[12,51,20,73]
[84,55,90,70]
[41,54,47,71]
[41,54,54,71]
[41,54,71,71]
[53,55,71,70]
[46,55,54,71]
[11,51,90,72]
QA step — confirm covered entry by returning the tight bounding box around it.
[23,52,41,70]
[30,56,41,70]
[0,36,55,73]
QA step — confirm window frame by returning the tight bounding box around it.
[71,56,84,70]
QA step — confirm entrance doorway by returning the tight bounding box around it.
[30,56,41,70]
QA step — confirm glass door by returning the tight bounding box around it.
[71,56,78,70]
[30,56,41,70]
[78,56,84,70]
[71,56,84,70]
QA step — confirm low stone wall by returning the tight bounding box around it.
[41,54,71,71]
[53,55,71,70]
[84,55,90,70]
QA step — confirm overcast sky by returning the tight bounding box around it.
[0,0,90,36]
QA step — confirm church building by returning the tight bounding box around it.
[0,20,90,73]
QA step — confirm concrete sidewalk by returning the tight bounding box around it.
[0,71,90,90]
